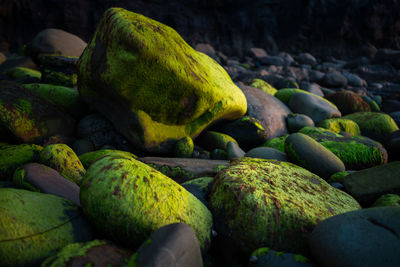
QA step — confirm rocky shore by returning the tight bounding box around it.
[0,6,399,267]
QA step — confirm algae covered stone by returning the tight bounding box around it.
[80,155,213,249]
[317,118,361,136]
[39,144,86,185]
[210,157,360,256]
[79,149,137,169]
[78,7,247,153]
[0,188,93,266]
[250,79,277,95]
[0,143,42,180]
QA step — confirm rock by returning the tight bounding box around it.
[309,70,325,83]
[196,131,238,151]
[0,56,37,74]
[285,133,345,179]
[286,113,315,133]
[3,66,41,83]
[78,8,246,153]
[0,188,93,266]
[23,83,87,119]
[310,206,400,267]
[248,48,268,60]
[361,95,380,112]
[343,162,400,206]
[0,52,6,65]
[288,92,341,124]
[300,82,324,97]
[80,156,213,249]
[42,240,131,267]
[226,141,245,160]
[245,147,288,161]
[211,148,228,160]
[328,171,352,184]
[39,144,85,185]
[241,85,291,139]
[26,28,87,60]
[260,55,286,66]
[71,139,94,156]
[195,43,216,59]
[0,143,42,180]
[140,157,228,183]
[39,54,78,87]
[174,136,194,158]
[210,158,360,257]
[129,223,203,267]
[390,111,400,126]
[12,163,80,206]
[383,99,400,114]
[372,194,400,207]
[299,126,387,170]
[250,78,277,95]
[217,116,268,151]
[297,53,317,66]
[322,71,348,88]
[0,81,76,143]
[325,91,371,115]
[262,135,288,152]
[343,112,399,144]
[388,130,400,161]
[317,118,361,136]
[79,149,137,169]
[249,247,315,267]
[374,48,400,68]
[182,177,213,207]
[342,72,366,87]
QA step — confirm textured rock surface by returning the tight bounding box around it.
[78,8,246,153]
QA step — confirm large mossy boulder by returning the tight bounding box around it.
[0,188,93,266]
[210,158,360,257]
[78,8,247,153]
[0,81,76,143]
[299,126,387,170]
[80,155,213,250]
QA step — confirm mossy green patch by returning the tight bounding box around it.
[371,194,400,207]
[197,131,238,151]
[299,126,387,170]
[39,144,85,185]
[80,156,212,249]
[0,143,42,180]
[146,164,195,183]
[262,135,289,152]
[250,79,277,95]
[4,67,41,81]
[361,96,380,112]
[250,247,270,259]
[210,157,360,255]
[41,240,106,266]
[294,254,310,263]
[318,118,361,136]
[12,167,39,192]
[78,8,247,153]
[40,54,78,87]
[274,88,337,109]
[174,136,194,158]
[328,171,350,184]
[79,149,137,169]
[182,177,213,190]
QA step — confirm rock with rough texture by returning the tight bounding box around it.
[325,91,371,115]
[241,85,291,139]
[287,113,315,133]
[288,92,341,124]
[39,144,85,185]
[128,223,203,267]
[299,126,387,170]
[0,188,93,267]
[310,207,400,267]
[41,240,131,267]
[317,118,361,136]
[0,81,76,143]
[343,112,399,144]
[26,28,87,60]
[78,8,246,153]
[39,54,78,87]
[0,143,42,180]
[210,157,360,257]
[80,155,213,249]
[79,149,137,169]
[174,136,194,158]
[12,163,80,205]
[343,162,400,206]
[285,133,345,179]
[372,194,400,207]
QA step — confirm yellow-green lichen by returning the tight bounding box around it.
[80,156,213,249]
[318,118,361,136]
[262,135,289,152]
[250,247,270,259]
[294,254,310,263]
[210,157,360,256]
[328,171,350,184]
[145,164,195,183]
[4,67,41,81]
[274,88,338,109]
[250,79,277,95]
[79,149,137,169]
[174,136,194,158]
[182,177,213,191]
[39,144,85,185]
[371,194,400,207]
[12,167,40,192]
[77,7,247,153]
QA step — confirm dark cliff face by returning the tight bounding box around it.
[0,0,399,58]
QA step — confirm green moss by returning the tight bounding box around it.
[198,131,238,151]
[214,165,228,173]
[371,194,400,207]
[79,149,138,169]
[328,171,350,184]
[250,247,270,258]
[182,177,213,191]
[274,88,337,109]
[78,7,247,153]
[0,144,42,180]
[146,164,195,183]
[40,144,86,185]
[41,240,106,266]
[318,118,361,136]
[210,157,360,255]
[361,96,380,112]
[262,135,288,152]
[42,70,77,87]
[294,254,309,263]
[12,167,40,192]
[250,79,277,95]
[80,156,212,249]
[174,136,194,158]
[4,67,41,81]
